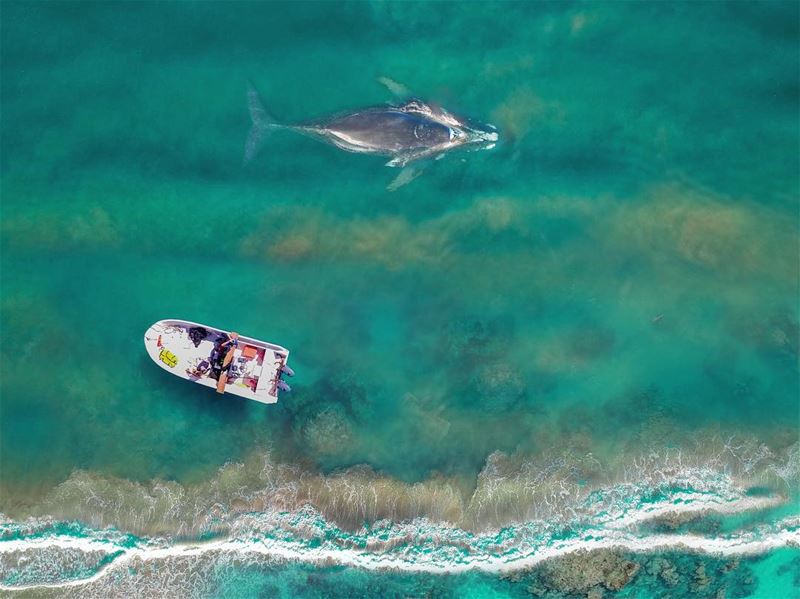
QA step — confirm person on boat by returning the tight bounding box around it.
[220,332,239,352]
[215,332,240,393]
[186,359,210,379]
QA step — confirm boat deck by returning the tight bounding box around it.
[144,319,289,403]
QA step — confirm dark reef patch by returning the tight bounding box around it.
[503,549,767,598]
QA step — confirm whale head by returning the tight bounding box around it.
[398,100,499,153]
[466,121,499,151]
[451,117,499,152]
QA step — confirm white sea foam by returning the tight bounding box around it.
[20,437,797,542]
[1,482,797,593]
[1,440,796,594]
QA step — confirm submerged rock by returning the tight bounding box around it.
[503,550,775,598]
[641,510,722,535]
[468,361,527,413]
[646,556,681,587]
[692,561,712,593]
[536,549,640,594]
[300,405,355,457]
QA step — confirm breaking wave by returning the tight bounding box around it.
[1,439,797,595]
[0,492,797,595]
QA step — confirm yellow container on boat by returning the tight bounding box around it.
[159,348,178,368]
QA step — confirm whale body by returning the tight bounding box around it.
[245,85,498,168]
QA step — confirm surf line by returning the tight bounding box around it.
[1,517,798,592]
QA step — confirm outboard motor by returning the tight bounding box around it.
[277,379,292,393]
[281,364,295,377]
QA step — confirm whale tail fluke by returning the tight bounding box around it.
[244,81,279,164]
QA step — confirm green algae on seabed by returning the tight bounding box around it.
[2,0,798,499]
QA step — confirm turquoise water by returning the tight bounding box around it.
[1,1,798,596]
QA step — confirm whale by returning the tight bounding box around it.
[244,83,498,169]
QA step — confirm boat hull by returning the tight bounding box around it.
[144,319,289,404]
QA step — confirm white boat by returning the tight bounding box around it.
[143,319,291,403]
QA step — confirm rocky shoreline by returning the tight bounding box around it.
[502,547,799,598]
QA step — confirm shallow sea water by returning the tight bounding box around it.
[1,1,798,597]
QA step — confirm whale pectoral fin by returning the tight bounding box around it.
[385,153,414,168]
[377,76,411,98]
[374,79,432,114]
[386,166,424,192]
[386,146,446,168]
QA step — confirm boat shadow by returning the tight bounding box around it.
[137,355,250,420]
